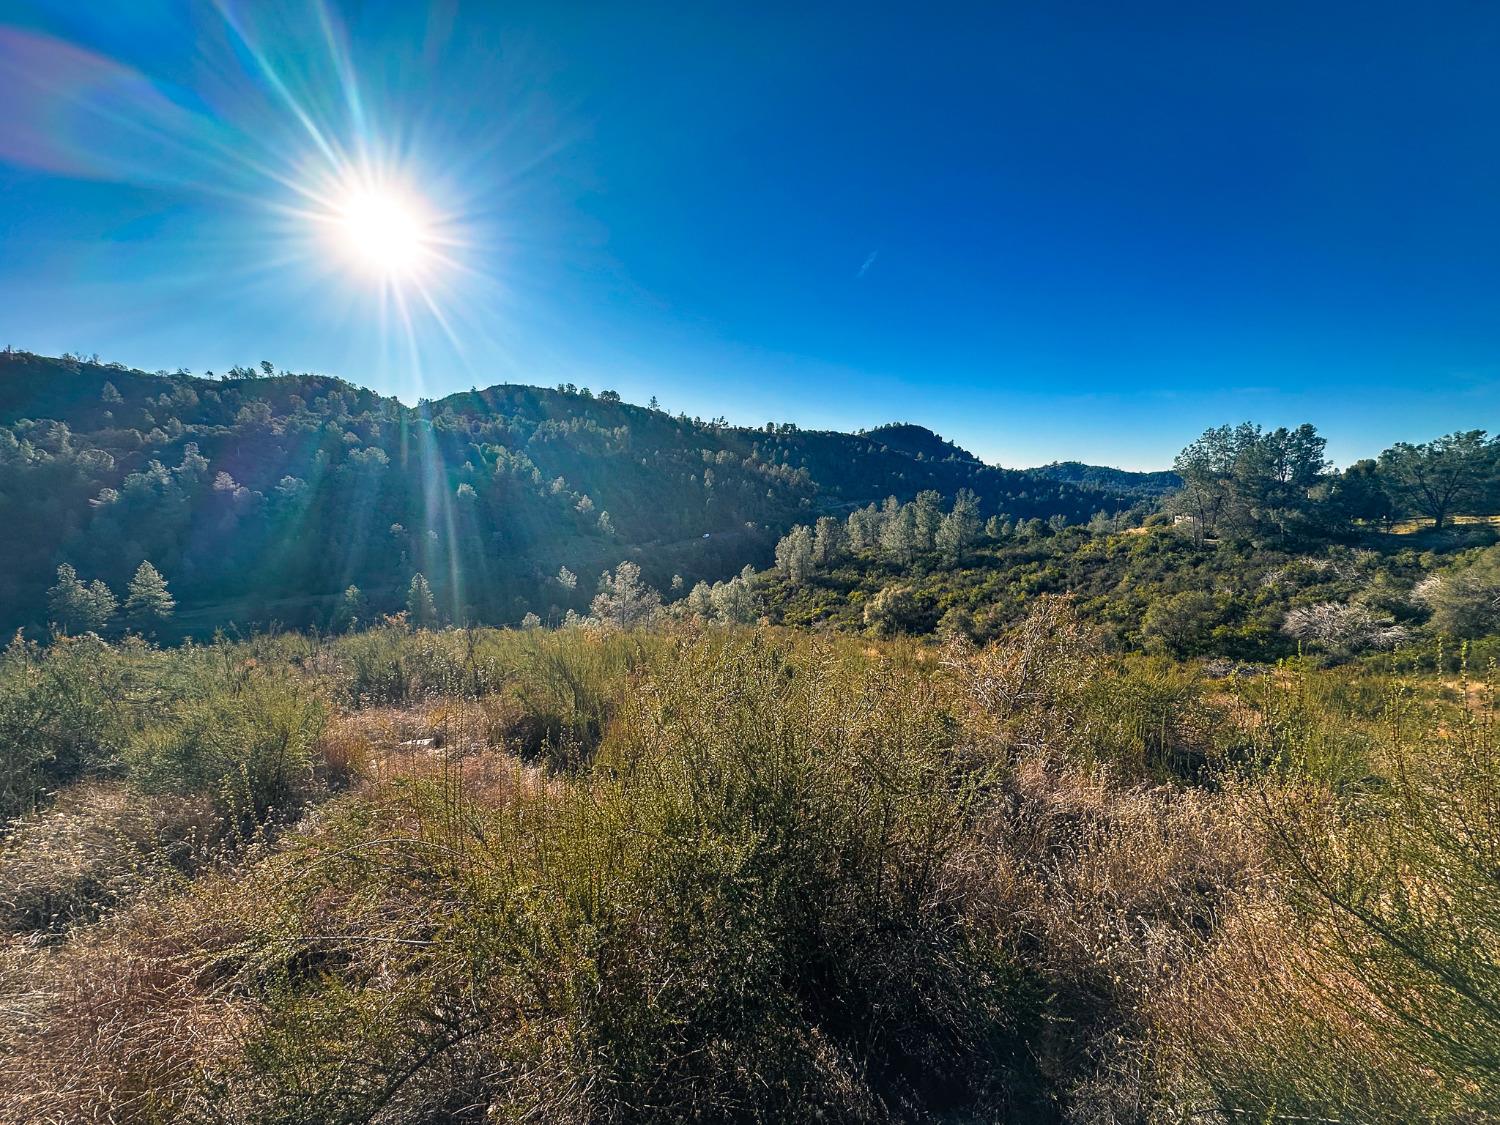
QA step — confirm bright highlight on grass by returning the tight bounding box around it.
[335,188,431,277]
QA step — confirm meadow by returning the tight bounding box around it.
[1,609,1493,1123]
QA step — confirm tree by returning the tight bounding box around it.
[847,504,882,551]
[1170,425,1239,541]
[879,499,917,565]
[710,567,760,624]
[407,573,438,628]
[46,564,116,634]
[812,516,848,566]
[591,562,661,629]
[686,581,715,618]
[100,381,122,405]
[774,525,816,583]
[1234,424,1331,544]
[1171,422,1333,545]
[936,489,981,561]
[1377,431,1493,530]
[333,585,367,632]
[557,566,578,591]
[124,561,175,630]
[1324,459,1394,529]
[520,611,542,630]
[911,490,944,551]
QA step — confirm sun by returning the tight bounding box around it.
[334,188,432,277]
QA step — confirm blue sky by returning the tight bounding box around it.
[0,1,1496,469]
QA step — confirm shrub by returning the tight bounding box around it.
[863,583,925,636]
[1281,600,1408,657]
[1160,680,1500,1121]
[124,672,327,829]
[0,633,143,819]
[1413,544,1500,638]
[1140,590,1220,658]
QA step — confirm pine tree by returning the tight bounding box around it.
[333,585,367,632]
[911,490,944,551]
[936,489,981,561]
[687,581,715,618]
[812,516,848,566]
[774,525,816,583]
[47,564,115,633]
[591,562,661,629]
[407,573,438,628]
[880,502,918,565]
[124,561,175,630]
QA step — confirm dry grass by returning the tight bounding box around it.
[0,620,1493,1122]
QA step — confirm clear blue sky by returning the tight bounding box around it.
[1,1,1496,469]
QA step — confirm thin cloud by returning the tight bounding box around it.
[856,250,878,279]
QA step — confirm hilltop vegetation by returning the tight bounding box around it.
[0,350,1163,637]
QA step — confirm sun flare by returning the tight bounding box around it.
[334,188,431,277]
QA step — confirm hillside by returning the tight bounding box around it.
[0,351,1164,635]
[1031,460,1181,496]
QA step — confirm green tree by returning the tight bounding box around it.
[333,585,367,632]
[686,580,715,618]
[406,573,438,628]
[1171,422,1332,545]
[774,525,816,584]
[1140,591,1220,658]
[1324,458,1394,529]
[46,564,116,634]
[936,489,981,561]
[591,562,661,629]
[1377,430,1494,530]
[123,561,175,631]
[711,566,761,624]
[879,499,917,565]
[811,516,848,566]
[864,584,924,636]
[911,490,944,551]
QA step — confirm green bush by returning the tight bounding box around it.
[0,633,146,819]
[125,672,327,829]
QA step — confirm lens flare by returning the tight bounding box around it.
[335,188,431,277]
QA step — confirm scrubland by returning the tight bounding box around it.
[0,606,1494,1123]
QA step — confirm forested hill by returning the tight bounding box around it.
[1030,461,1182,496]
[0,350,1163,634]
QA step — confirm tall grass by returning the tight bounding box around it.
[0,619,1495,1122]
